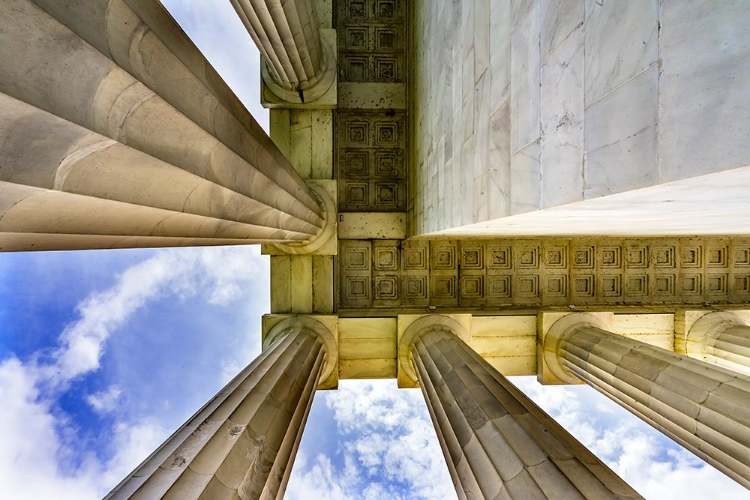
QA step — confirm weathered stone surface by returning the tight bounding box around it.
[230,0,336,104]
[0,0,324,251]
[680,311,750,376]
[548,316,750,488]
[410,325,641,499]
[106,327,325,500]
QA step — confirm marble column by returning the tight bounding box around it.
[230,0,335,103]
[106,326,326,500]
[682,312,750,376]
[545,314,750,489]
[0,0,326,250]
[0,92,318,247]
[407,324,641,499]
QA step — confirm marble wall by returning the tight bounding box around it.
[409,0,750,235]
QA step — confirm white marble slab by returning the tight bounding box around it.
[511,0,535,30]
[584,0,658,107]
[474,171,491,222]
[474,0,490,81]
[461,135,476,225]
[541,26,584,208]
[430,166,750,237]
[510,140,541,214]
[474,72,491,180]
[584,65,658,198]
[489,0,511,114]
[510,0,541,153]
[659,0,750,182]
[541,0,584,61]
[489,99,512,219]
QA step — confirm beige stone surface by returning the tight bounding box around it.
[262,315,338,390]
[679,311,750,376]
[0,92,320,237]
[231,0,337,106]
[338,83,405,110]
[338,213,407,239]
[31,0,321,218]
[106,328,325,500]
[548,315,750,488]
[411,327,642,499]
[0,0,328,251]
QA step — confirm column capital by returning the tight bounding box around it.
[538,312,613,385]
[261,30,338,108]
[682,311,748,354]
[263,180,338,256]
[263,314,338,389]
[396,314,471,388]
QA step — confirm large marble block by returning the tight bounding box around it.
[541,0,584,61]
[584,65,658,198]
[584,0,658,107]
[541,27,584,208]
[489,100,512,219]
[510,140,540,214]
[659,0,750,181]
[489,0,511,113]
[510,0,540,153]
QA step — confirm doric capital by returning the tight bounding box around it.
[539,312,612,385]
[261,31,338,107]
[264,314,338,389]
[685,311,747,354]
[397,314,470,388]
[266,180,338,256]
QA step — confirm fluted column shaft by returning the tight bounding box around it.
[0,0,325,250]
[684,312,750,376]
[106,327,326,500]
[411,327,641,500]
[230,0,333,101]
[553,322,750,488]
[30,0,321,217]
[232,0,323,89]
[0,92,315,247]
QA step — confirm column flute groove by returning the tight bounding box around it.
[547,314,750,489]
[105,327,326,500]
[229,0,334,103]
[30,0,322,218]
[682,312,750,376]
[407,323,642,500]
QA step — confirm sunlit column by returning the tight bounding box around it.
[28,0,321,217]
[0,92,318,249]
[545,313,750,489]
[401,319,641,500]
[230,0,335,103]
[106,322,330,500]
[681,312,750,376]
[0,0,327,251]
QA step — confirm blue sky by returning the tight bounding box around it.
[0,1,747,499]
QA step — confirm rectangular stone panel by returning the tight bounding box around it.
[336,237,750,309]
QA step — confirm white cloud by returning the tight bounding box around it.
[511,377,749,500]
[287,380,457,500]
[85,386,122,415]
[43,247,263,384]
[0,246,267,498]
